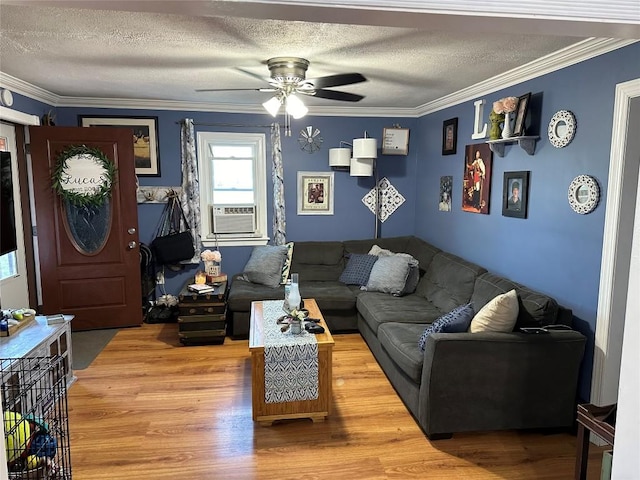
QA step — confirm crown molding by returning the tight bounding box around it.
[414,38,638,116]
[0,38,636,118]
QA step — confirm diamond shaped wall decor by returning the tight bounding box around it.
[361,177,405,223]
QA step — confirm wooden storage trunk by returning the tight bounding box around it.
[178,313,226,345]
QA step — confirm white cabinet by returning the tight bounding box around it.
[0,316,75,389]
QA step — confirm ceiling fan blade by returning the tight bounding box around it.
[310,89,365,102]
[195,87,277,93]
[236,67,274,84]
[306,73,367,89]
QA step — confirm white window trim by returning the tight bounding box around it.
[196,131,269,247]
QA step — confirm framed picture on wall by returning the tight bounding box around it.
[78,115,161,176]
[502,171,530,218]
[513,93,531,137]
[442,118,458,155]
[297,171,334,215]
[462,143,492,214]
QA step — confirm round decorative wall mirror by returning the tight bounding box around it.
[568,175,599,214]
[548,110,576,148]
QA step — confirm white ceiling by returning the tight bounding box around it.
[0,1,638,115]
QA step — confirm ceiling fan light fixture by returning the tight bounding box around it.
[285,94,308,119]
[262,96,282,117]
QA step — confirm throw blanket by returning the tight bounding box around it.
[262,300,319,404]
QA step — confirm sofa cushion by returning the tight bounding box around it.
[416,252,487,312]
[357,292,443,334]
[339,253,378,286]
[298,281,359,311]
[418,303,474,351]
[289,241,345,282]
[470,289,519,333]
[365,255,411,295]
[471,272,560,328]
[378,322,426,383]
[280,241,295,284]
[241,245,288,288]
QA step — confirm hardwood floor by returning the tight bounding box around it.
[67,323,605,479]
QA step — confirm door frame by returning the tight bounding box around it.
[592,78,640,405]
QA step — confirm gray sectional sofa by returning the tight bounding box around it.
[227,235,586,439]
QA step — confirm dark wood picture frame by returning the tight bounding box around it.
[502,171,530,218]
[442,117,458,155]
[78,115,161,176]
[513,93,531,137]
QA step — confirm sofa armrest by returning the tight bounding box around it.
[419,330,586,436]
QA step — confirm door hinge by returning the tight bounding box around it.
[32,226,37,236]
[24,143,30,155]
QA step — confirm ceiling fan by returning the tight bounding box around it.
[196,57,367,128]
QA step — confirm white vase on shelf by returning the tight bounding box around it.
[502,111,513,139]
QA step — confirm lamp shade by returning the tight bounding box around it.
[353,137,377,159]
[329,148,351,167]
[350,157,374,177]
[285,94,308,119]
[262,96,282,117]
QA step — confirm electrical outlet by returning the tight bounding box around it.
[156,271,165,285]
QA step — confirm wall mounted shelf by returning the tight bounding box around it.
[486,136,539,157]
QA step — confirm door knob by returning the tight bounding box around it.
[127,241,137,250]
[128,228,137,234]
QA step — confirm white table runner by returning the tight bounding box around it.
[262,300,318,404]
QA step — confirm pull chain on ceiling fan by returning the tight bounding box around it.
[196,56,367,135]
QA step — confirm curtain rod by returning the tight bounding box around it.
[177,121,279,129]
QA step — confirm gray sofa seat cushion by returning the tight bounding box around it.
[416,252,487,313]
[289,241,345,282]
[471,272,560,328]
[298,281,358,311]
[378,322,426,383]
[357,292,443,334]
[227,274,285,312]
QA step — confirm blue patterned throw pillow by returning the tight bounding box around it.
[339,254,379,286]
[418,303,475,351]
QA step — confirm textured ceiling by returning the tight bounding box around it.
[0,1,602,111]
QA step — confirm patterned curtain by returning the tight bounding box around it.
[271,123,286,245]
[179,118,202,263]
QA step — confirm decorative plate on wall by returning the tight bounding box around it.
[548,110,576,148]
[568,174,599,214]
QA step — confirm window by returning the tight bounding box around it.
[0,251,17,280]
[197,132,268,246]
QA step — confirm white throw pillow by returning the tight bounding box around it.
[469,289,519,333]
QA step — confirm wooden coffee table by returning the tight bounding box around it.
[249,298,334,425]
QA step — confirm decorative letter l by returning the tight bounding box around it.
[472,99,488,140]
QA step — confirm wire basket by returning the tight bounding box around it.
[2,356,71,479]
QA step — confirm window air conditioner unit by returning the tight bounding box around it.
[211,205,257,234]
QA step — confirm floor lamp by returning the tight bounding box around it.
[352,135,379,238]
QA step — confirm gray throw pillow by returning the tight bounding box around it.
[242,245,288,288]
[366,255,411,296]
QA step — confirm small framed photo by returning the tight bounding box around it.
[442,118,458,155]
[79,115,161,176]
[502,171,530,218]
[513,93,531,137]
[297,171,334,215]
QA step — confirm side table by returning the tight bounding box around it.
[177,280,227,345]
[574,403,616,480]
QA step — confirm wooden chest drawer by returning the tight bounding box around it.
[178,314,226,332]
[178,329,226,345]
[178,303,226,316]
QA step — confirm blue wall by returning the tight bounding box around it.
[50,108,418,293]
[7,41,640,401]
[415,42,640,400]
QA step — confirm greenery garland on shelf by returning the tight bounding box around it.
[52,144,118,207]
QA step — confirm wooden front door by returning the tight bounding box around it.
[30,126,142,330]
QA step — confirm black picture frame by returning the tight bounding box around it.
[513,93,531,137]
[502,171,530,218]
[442,117,458,155]
[78,115,161,177]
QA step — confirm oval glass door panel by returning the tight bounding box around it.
[64,199,112,254]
